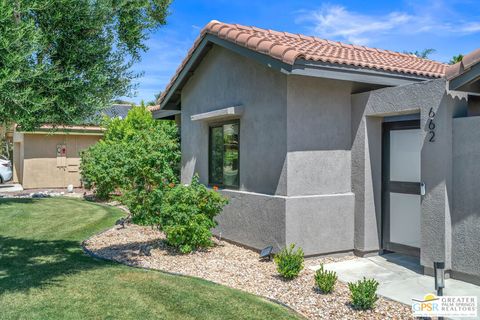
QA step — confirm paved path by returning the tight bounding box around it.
[0,183,23,192]
[310,253,480,319]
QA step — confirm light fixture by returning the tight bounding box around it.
[259,246,273,261]
[434,261,445,296]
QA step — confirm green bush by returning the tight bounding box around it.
[348,277,379,310]
[274,244,304,279]
[80,105,180,218]
[160,175,228,253]
[80,140,127,199]
[314,264,337,293]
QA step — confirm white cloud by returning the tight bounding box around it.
[301,5,412,45]
[461,22,480,33]
[297,4,480,45]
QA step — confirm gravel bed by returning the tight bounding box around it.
[84,224,413,319]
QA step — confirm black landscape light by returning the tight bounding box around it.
[259,246,273,261]
[434,261,445,296]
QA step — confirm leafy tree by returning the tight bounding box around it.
[449,54,464,65]
[403,48,436,59]
[0,0,171,131]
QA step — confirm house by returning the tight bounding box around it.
[12,104,132,189]
[154,20,480,285]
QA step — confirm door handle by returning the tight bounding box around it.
[420,182,426,196]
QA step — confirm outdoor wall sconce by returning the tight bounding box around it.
[434,261,445,296]
[259,246,273,261]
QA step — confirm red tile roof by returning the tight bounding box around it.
[148,105,161,112]
[159,20,448,105]
[446,48,480,80]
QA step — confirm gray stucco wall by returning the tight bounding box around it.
[181,45,288,196]
[286,76,352,196]
[180,45,356,255]
[452,116,480,282]
[213,190,286,252]
[284,76,355,255]
[285,194,354,255]
[351,79,469,269]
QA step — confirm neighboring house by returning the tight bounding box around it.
[155,20,480,285]
[12,104,132,189]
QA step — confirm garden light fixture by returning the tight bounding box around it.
[434,261,445,296]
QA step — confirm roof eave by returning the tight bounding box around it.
[159,33,442,114]
[158,34,293,112]
[448,61,480,93]
[293,60,435,87]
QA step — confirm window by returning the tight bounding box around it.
[209,121,239,188]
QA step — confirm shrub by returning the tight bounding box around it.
[314,264,337,293]
[159,175,228,253]
[348,277,379,310]
[274,244,304,279]
[80,140,128,199]
[80,105,180,213]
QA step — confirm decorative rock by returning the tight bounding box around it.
[85,224,414,320]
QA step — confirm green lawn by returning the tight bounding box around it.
[0,197,300,320]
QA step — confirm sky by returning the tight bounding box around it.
[123,0,480,104]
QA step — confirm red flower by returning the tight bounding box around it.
[213,186,219,191]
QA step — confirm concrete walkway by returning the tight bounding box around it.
[0,183,23,193]
[310,253,480,319]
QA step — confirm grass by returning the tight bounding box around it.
[0,197,301,320]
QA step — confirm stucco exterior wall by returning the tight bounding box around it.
[285,76,355,254]
[452,116,480,283]
[19,133,100,189]
[351,79,469,268]
[286,76,352,196]
[180,46,289,252]
[214,190,286,252]
[181,45,288,196]
[180,45,355,255]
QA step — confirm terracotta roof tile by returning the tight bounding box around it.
[148,105,161,112]
[446,48,480,80]
[159,20,448,105]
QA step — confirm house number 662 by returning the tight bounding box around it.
[428,107,436,142]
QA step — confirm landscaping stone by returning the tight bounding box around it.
[84,224,414,319]
[0,188,87,199]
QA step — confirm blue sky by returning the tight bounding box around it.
[124,0,480,104]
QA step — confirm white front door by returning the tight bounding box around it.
[383,120,422,256]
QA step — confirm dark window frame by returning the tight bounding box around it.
[208,119,240,189]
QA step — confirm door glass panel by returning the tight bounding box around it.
[223,123,239,187]
[390,129,422,182]
[390,192,421,248]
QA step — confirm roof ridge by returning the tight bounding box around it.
[205,21,446,64]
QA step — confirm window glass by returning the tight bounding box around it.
[223,123,239,187]
[209,122,239,188]
[209,126,223,185]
